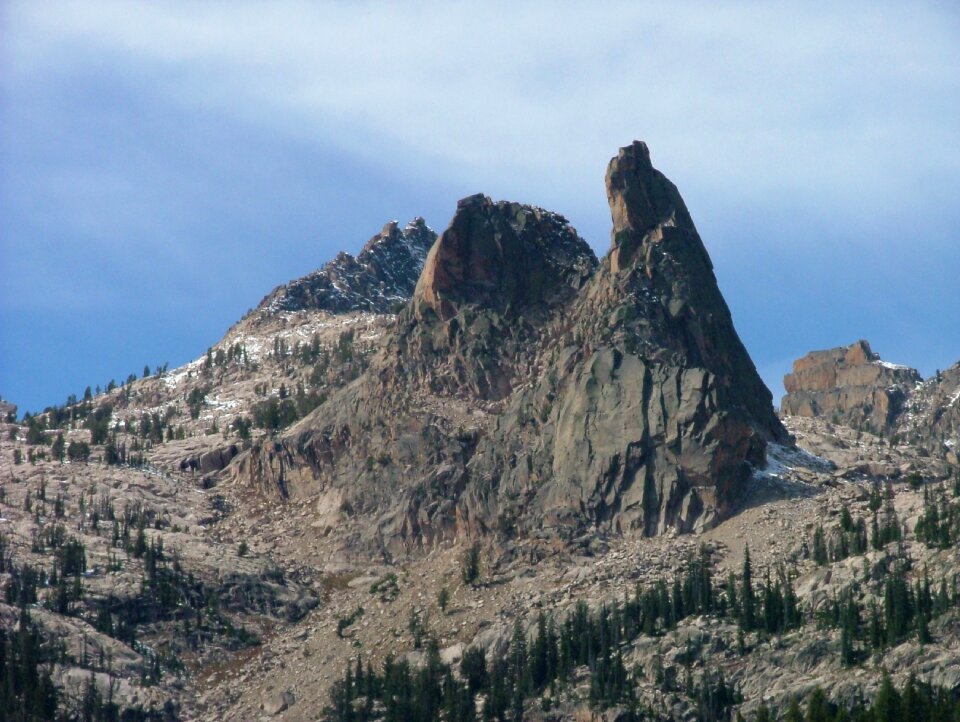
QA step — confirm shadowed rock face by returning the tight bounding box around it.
[235,142,789,555]
[253,218,437,318]
[397,196,597,400]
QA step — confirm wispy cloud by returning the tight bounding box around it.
[8,1,960,223]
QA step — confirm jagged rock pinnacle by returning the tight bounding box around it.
[240,141,790,546]
[253,217,437,317]
[414,194,596,321]
[605,140,702,275]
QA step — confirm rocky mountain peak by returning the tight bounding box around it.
[582,142,786,443]
[252,216,436,318]
[414,194,597,322]
[238,141,790,546]
[605,140,696,274]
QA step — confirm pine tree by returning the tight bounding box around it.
[840,594,859,667]
[784,696,803,722]
[871,512,881,551]
[806,687,832,722]
[740,545,755,631]
[51,433,65,463]
[812,525,828,565]
[873,670,901,722]
[899,673,926,722]
[460,647,487,695]
[460,542,481,585]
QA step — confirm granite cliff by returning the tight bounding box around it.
[781,340,959,462]
[236,142,788,553]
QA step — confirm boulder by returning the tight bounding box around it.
[262,690,295,716]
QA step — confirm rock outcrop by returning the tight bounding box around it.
[179,444,240,475]
[253,217,436,318]
[781,340,922,433]
[781,341,960,460]
[414,194,596,323]
[900,361,960,459]
[236,142,788,554]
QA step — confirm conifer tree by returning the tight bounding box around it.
[873,671,901,722]
[740,545,755,630]
[51,432,65,463]
[812,525,828,565]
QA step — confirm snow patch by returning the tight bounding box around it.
[162,357,204,388]
[874,360,911,371]
[757,443,832,480]
[949,386,960,407]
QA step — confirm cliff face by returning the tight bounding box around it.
[781,341,959,462]
[781,340,922,433]
[235,142,788,556]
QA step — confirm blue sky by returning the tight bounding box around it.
[1,1,958,415]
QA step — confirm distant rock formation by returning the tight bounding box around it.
[781,340,921,433]
[898,361,960,462]
[253,218,436,317]
[0,398,16,420]
[782,341,959,461]
[236,142,789,554]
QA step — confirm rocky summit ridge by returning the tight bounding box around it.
[237,141,787,552]
[781,340,960,462]
[252,217,436,318]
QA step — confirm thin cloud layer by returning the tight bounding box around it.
[1,1,959,412]
[8,1,959,214]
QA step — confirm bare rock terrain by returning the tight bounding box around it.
[2,142,959,721]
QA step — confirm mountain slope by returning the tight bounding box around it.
[5,143,960,722]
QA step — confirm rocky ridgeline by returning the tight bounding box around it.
[252,217,436,318]
[901,360,960,460]
[781,340,960,461]
[237,142,788,553]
